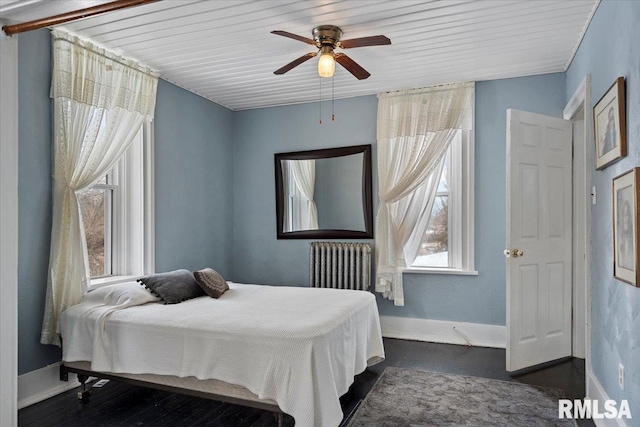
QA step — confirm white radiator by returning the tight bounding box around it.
[309,242,372,291]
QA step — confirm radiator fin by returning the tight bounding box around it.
[309,242,372,291]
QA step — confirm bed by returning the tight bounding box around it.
[59,281,385,427]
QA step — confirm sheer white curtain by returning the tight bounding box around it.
[290,159,319,230]
[41,30,158,346]
[376,82,473,306]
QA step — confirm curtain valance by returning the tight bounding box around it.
[377,82,473,138]
[50,30,158,117]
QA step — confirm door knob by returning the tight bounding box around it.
[504,249,524,258]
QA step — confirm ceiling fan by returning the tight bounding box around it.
[272,25,391,80]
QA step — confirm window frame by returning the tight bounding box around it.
[406,100,476,276]
[438,148,452,268]
[88,119,155,289]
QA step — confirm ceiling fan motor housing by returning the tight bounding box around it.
[312,25,343,49]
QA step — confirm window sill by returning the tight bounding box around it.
[89,275,140,290]
[403,268,478,276]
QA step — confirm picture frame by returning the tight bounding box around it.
[613,167,639,287]
[593,77,626,170]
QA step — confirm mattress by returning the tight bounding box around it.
[60,281,385,427]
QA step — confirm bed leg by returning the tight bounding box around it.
[77,374,92,401]
[59,364,69,382]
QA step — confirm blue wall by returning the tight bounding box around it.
[233,97,377,287]
[566,0,640,422]
[154,80,235,276]
[233,74,565,326]
[18,29,61,374]
[16,30,235,374]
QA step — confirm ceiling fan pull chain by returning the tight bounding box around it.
[331,75,335,122]
[319,75,322,125]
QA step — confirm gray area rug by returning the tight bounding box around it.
[347,367,577,426]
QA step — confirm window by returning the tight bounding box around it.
[78,122,155,285]
[409,127,476,274]
[413,150,450,268]
[78,173,115,278]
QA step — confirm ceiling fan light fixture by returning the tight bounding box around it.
[317,46,335,78]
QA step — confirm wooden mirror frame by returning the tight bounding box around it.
[275,144,373,239]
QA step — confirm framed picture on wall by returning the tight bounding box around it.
[593,77,626,170]
[613,167,639,286]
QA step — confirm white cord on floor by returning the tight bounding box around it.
[453,326,472,346]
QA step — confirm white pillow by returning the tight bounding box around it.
[84,281,160,306]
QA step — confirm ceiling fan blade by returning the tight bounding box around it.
[334,53,370,80]
[273,52,317,75]
[271,30,316,45]
[339,35,391,49]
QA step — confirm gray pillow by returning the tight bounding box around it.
[193,268,229,298]
[137,269,204,304]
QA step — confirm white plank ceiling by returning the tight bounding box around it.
[1,0,599,110]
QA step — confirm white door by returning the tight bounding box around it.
[506,109,573,372]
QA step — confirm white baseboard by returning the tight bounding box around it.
[380,315,506,349]
[586,370,628,427]
[18,362,80,409]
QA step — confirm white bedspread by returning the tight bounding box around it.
[60,281,385,427]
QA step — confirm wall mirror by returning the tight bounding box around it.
[275,144,373,239]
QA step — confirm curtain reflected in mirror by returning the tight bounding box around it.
[275,145,373,239]
[282,159,319,231]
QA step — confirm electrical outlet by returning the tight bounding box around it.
[619,364,624,390]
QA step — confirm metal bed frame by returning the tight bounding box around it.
[60,362,285,427]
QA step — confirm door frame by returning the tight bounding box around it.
[0,26,19,427]
[563,74,592,393]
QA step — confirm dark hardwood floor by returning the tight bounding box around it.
[19,338,592,426]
